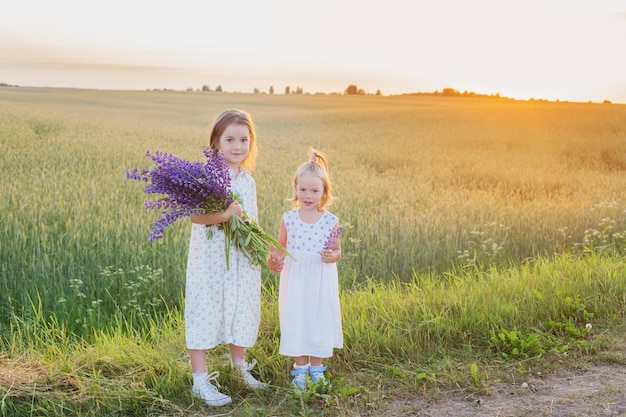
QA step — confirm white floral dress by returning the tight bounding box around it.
[279,209,343,358]
[184,169,261,350]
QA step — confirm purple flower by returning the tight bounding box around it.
[125,167,148,182]
[324,224,342,250]
[127,149,234,241]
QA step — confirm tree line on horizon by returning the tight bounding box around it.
[0,81,614,103]
[151,84,616,103]
[193,84,496,98]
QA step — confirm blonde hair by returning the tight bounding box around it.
[208,109,257,171]
[291,148,334,210]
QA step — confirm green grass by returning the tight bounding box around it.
[2,253,624,416]
[1,88,625,415]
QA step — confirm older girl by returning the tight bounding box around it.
[186,109,266,407]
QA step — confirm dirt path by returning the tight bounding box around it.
[381,364,626,416]
[371,335,626,417]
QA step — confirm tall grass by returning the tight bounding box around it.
[1,252,624,416]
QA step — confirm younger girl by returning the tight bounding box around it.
[186,109,266,407]
[267,149,343,388]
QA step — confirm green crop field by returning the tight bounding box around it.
[1,87,625,416]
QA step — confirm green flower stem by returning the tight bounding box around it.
[214,212,294,270]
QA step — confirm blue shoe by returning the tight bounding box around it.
[290,365,309,388]
[309,365,328,385]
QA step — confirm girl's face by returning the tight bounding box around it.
[295,173,325,211]
[217,123,250,170]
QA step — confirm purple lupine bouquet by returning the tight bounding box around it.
[127,148,290,269]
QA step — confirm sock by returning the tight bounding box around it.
[193,372,207,380]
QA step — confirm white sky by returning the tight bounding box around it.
[1,0,625,102]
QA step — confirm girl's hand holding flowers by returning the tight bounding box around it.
[322,249,341,264]
[321,249,340,264]
[228,201,243,219]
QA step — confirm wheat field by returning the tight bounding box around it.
[1,87,625,331]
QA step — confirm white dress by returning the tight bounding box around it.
[184,169,262,350]
[279,209,343,358]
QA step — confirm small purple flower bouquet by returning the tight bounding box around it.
[324,224,342,250]
[127,149,290,269]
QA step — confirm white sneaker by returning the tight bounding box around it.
[234,359,268,389]
[192,371,232,407]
